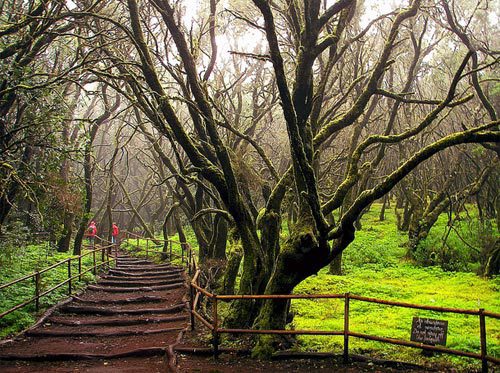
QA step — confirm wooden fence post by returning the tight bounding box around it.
[78,255,82,281]
[35,272,40,312]
[343,292,350,364]
[68,259,72,295]
[92,250,96,275]
[169,241,172,261]
[212,296,219,359]
[479,309,487,373]
[190,285,195,331]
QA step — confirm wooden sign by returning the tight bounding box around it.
[410,317,448,346]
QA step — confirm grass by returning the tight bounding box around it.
[291,204,499,370]
[119,207,499,370]
[0,243,103,338]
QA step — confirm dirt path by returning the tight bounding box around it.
[0,254,189,372]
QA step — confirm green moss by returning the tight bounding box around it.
[0,243,98,338]
[252,335,278,359]
[290,204,499,370]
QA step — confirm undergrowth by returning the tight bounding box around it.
[0,243,101,338]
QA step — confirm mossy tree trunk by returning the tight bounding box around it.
[329,253,343,275]
[379,196,388,221]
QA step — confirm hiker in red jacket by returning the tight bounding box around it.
[112,222,119,245]
[87,221,97,247]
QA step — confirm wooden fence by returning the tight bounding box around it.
[0,231,191,323]
[119,232,500,372]
[122,231,195,275]
[2,231,498,372]
[190,268,499,373]
[0,240,116,320]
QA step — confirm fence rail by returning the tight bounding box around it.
[119,232,499,372]
[0,242,116,320]
[4,231,497,372]
[0,231,194,333]
[189,268,499,372]
[122,231,197,275]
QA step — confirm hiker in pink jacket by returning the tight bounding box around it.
[112,222,119,245]
[87,221,97,247]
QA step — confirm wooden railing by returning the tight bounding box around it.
[122,231,197,275]
[0,242,116,320]
[9,230,495,370]
[189,269,499,373]
[0,230,194,324]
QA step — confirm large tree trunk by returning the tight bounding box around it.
[329,253,342,275]
[379,196,388,221]
[221,245,242,295]
[0,145,33,232]
[73,87,119,255]
[210,216,228,260]
[223,219,268,328]
[57,213,74,252]
[252,224,355,357]
[73,132,95,255]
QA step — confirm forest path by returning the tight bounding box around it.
[0,253,189,372]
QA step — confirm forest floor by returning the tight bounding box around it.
[0,251,475,372]
[174,328,459,372]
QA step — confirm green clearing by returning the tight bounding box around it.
[120,206,499,369]
[292,204,499,370]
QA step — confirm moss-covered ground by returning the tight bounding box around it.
[292,204,499,370]
[0,242,103,338]
[1,206,498,371]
